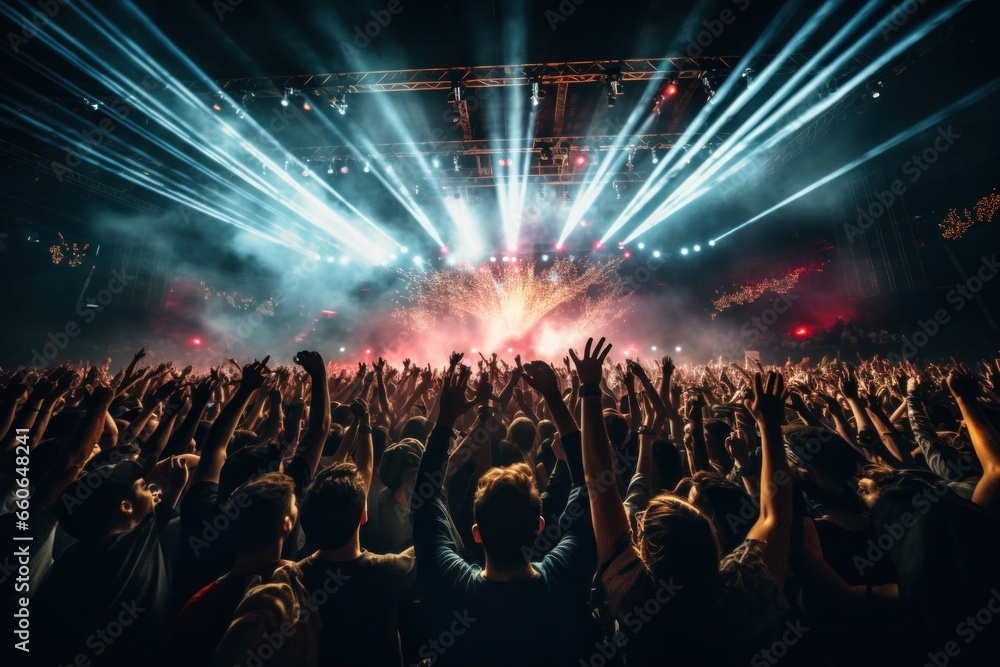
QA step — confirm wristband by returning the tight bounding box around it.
[637,426,654,436]
[579,384,602,398]
[358,424,373,434]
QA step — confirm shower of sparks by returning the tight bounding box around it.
[712,265,822,313]
[49,233,90,267]
[940,189,998,240]
[394,258,632,357]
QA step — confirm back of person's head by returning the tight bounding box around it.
[603,410,629,448]
[687,471,753,553]
[401,416,431,444]
[322,425,344,456]
[537,420,556,443]
[379,438,423,491]
[637,492,720,585]
[300,463,367,549]
[652,439,684,491]
[473,463,542,571]
[331,402,353,427]
[703,419,731,443]
[507,417,537,456]
[230,429,258,455]
[219,441,283,502]
[228,473,297,552]
[86,443,141,471]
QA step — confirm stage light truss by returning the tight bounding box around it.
[284,132,727,162]
[192,54,831,98]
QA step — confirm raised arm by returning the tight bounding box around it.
[190,358,270,486]
[569,337,629,565]
[744,371,792,587]
[948,371,1000,513]
[291,350,331,477]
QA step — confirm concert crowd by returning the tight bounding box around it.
[2,341,1000,666]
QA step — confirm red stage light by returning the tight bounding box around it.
[321,310,337,318]
[794,327,808,338]
[440,246,450,255]
[665,83,678,97]
[624,251,632,259]
[594,240,604,250]
[191,337,202,347]
[574,154,588,167]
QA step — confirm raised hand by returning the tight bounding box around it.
[744,371,787,428]
[474,373,493,406]
[240,357,272,391]
[947,369,980,401]
[725,426,752,467]
[373,357,386,376]
[568,337,612,386]
[294,350,326,377]
[437,365,475,426]
[448,351,464,370]
[840,366,859,400]
[521,360,561,398]
[351,397,370,422]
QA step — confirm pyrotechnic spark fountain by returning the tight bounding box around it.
[394,259,632,358]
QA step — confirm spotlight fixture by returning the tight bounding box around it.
[574,153,588,167]
[453,154,461,172]
[626,145,636,172]
[680,247,689,255]
[701,75,716,103]
[638,242,645,249]
[867,80,885,99]
[613,179,621,200]
[330,91,348,115]
[708,239,716,246]
[83,97,99,111]
[693,244,701,252]
[539,143,553,161]
[364,161,370,173]
[653,250,661,258]
[327,164,334,174]
[529,80,546,107]
[302,101,312,111]
[650,146,658,164]
[340,164,349,174]
[606,71,623,107]
[281,88,292,107]
[742,67,755,88]
[432,156,440,169]
[212,102,222,112]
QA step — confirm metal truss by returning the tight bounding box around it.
[0,138,163,214]
[203,54,827,98]
[289,132,728,161]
